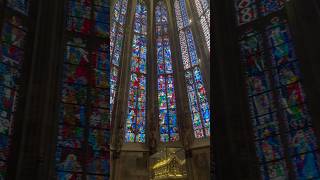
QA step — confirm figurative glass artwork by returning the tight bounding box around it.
[155,1,179,143]
[193,0,210,51]
[0,1,29,178]
[110,0,128,117]
[125,0,147,143]
[235,0,320,179]
[56,0,110,179]
[174,0,210,138]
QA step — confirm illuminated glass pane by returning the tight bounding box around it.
[90,88,108,109]
[63,64,89,85]
[66,17,92,34]
[68,1,91,18]
[86,150,109,174]
[57,0,110,177]
[65,45,89,65]
[256,136,284,162]
[57,172,83,180]
[287,128,318,155]
[1,23,26,48]
[0,63,20,88]
[236,1,320,178]
[260,161,288,180]
[125,0,147,143]
[0,135,9,161]
[237,5,258,25]
[292,153,320,179]
[60,104,86,127]
[56,147,83,172]
[57,125,84,149]
[89,108,109,129]
[0,44,24,66]
[7,0,29,14]
[88,129,109,151]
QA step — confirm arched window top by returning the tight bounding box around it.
[155,1,168,25]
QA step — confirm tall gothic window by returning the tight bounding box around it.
[193,0,210,51]
[0,0,30,178]
[174,0,210,139]
[55,0,110,179]
[235,0,320,179]
[110,0,128,116]
[125,0,147,143]
[155,1,179,143]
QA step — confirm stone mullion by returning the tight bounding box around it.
[110,0,136,179]
[166,0,192,148]
[166,1,194,179]
[46,0,66,178]
[146,0,155,149]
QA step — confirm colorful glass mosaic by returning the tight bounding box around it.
[56,0,110,178]
[193,0,210,51]
[125,0,147,143]
[156,1,179,143]
[110,0,128,117]
[0,2,29,178]
[235,0,320,177]
[174,0,210,138]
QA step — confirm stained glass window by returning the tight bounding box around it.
[110,0,128,117]
[125,0,147,143]
[174,0,210,138]
[193,0,210,51]
[155,1,179,143]
[0,1,30,178]
[235,0,320,178]
[56,0,110,179]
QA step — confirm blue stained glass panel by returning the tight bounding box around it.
[260,161,288,180]
[86,150,109,174]
[60,104,86,126]
[57,125,84,149]
[68,1,91,18]
[57,172,83,180]
[0,44,24,66]
[56,147,83,172]
[292,153,320,179]
[287,128,318,155]
[255,136,284,162]
[7,0,29,15]
[1,23,26,48]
